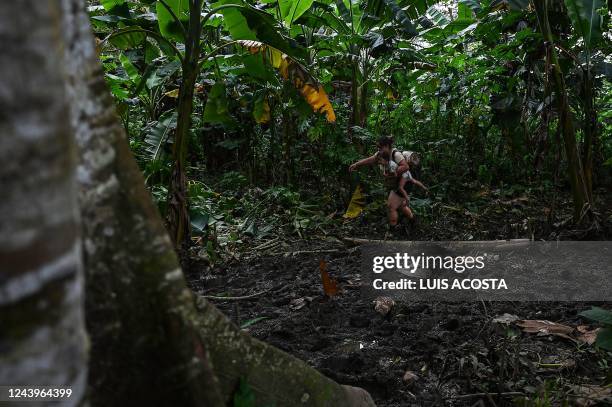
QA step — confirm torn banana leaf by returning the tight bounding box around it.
[238,40,336,123]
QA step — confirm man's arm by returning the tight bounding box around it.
[395,159,409,176]
[391,151,409,176]
[349,153,378,172]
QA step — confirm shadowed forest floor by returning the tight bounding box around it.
[185,187,612,406]
[188,241,610,406]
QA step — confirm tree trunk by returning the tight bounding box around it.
[62,1,224,405]
[582,65,595,200]
[269,98,281,184]
[62,1,376,406]
[0,1,87,403]
[282,106,294,185]
[166,0,203,255]
[534,0,591,221]
[349,57,360,133]
[358,60,369,128]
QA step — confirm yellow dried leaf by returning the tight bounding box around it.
[237,40,336,123]
[253,98,270,124]
[279,57,290,79]
[299,84,335,122]
[343,184,365,219]
[164,88,180,98]
[269,48,283,68]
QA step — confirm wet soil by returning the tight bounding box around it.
[187,237,612,406]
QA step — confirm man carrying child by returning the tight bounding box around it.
[348,136,427,233]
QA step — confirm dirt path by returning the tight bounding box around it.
[187,239,611,406]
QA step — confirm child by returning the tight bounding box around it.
[379,155,428,204]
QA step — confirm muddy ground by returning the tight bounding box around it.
[187,234,612,406]
[185,185,612,406]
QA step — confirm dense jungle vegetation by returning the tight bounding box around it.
[90,0,611,255]
[3,1,612,406]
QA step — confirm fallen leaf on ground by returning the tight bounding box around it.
[571,384,612,406]
[289,297,312,310]
[516,319,574,340]
[492,313,519,324]
[373,297,395,316]
[402,370,418,386]
[319,260,338,297]
[577,325,601,345]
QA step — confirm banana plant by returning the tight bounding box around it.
[292,0,433,131]
[563,0,606,198]
[94,0,319,251]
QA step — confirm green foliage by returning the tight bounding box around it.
[101,0,130,18]
[91,0,612,242]
[233,378,256,407]
[119,53,140,83]
[460,0,481,14]
[217,3,307,59]
[218,171,249,189]
[564,0,605,49]
[204,82,233,124]
[279,0,315,25]
[581,307,612,350]
[380,0,419,36]
[156,0,190,42]
[109,27,148,50]
[144,110,177,161]
[582,307,612,325]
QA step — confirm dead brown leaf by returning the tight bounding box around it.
[319,260,338,297]
[402,370,418,386]
[577,325,601,345]
[516,319,574,340]
[571,384,612,406]
[492,313,519,324]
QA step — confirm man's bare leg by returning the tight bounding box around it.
[387,191,403,226]
[388,205,399,226]
[400,204,414,220]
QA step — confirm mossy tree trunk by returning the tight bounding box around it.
[62,0,224,405]
[0,1,87,403]
[62,0,376,406]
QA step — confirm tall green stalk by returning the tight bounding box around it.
[167,0,204,257]
[533,0,591,221]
